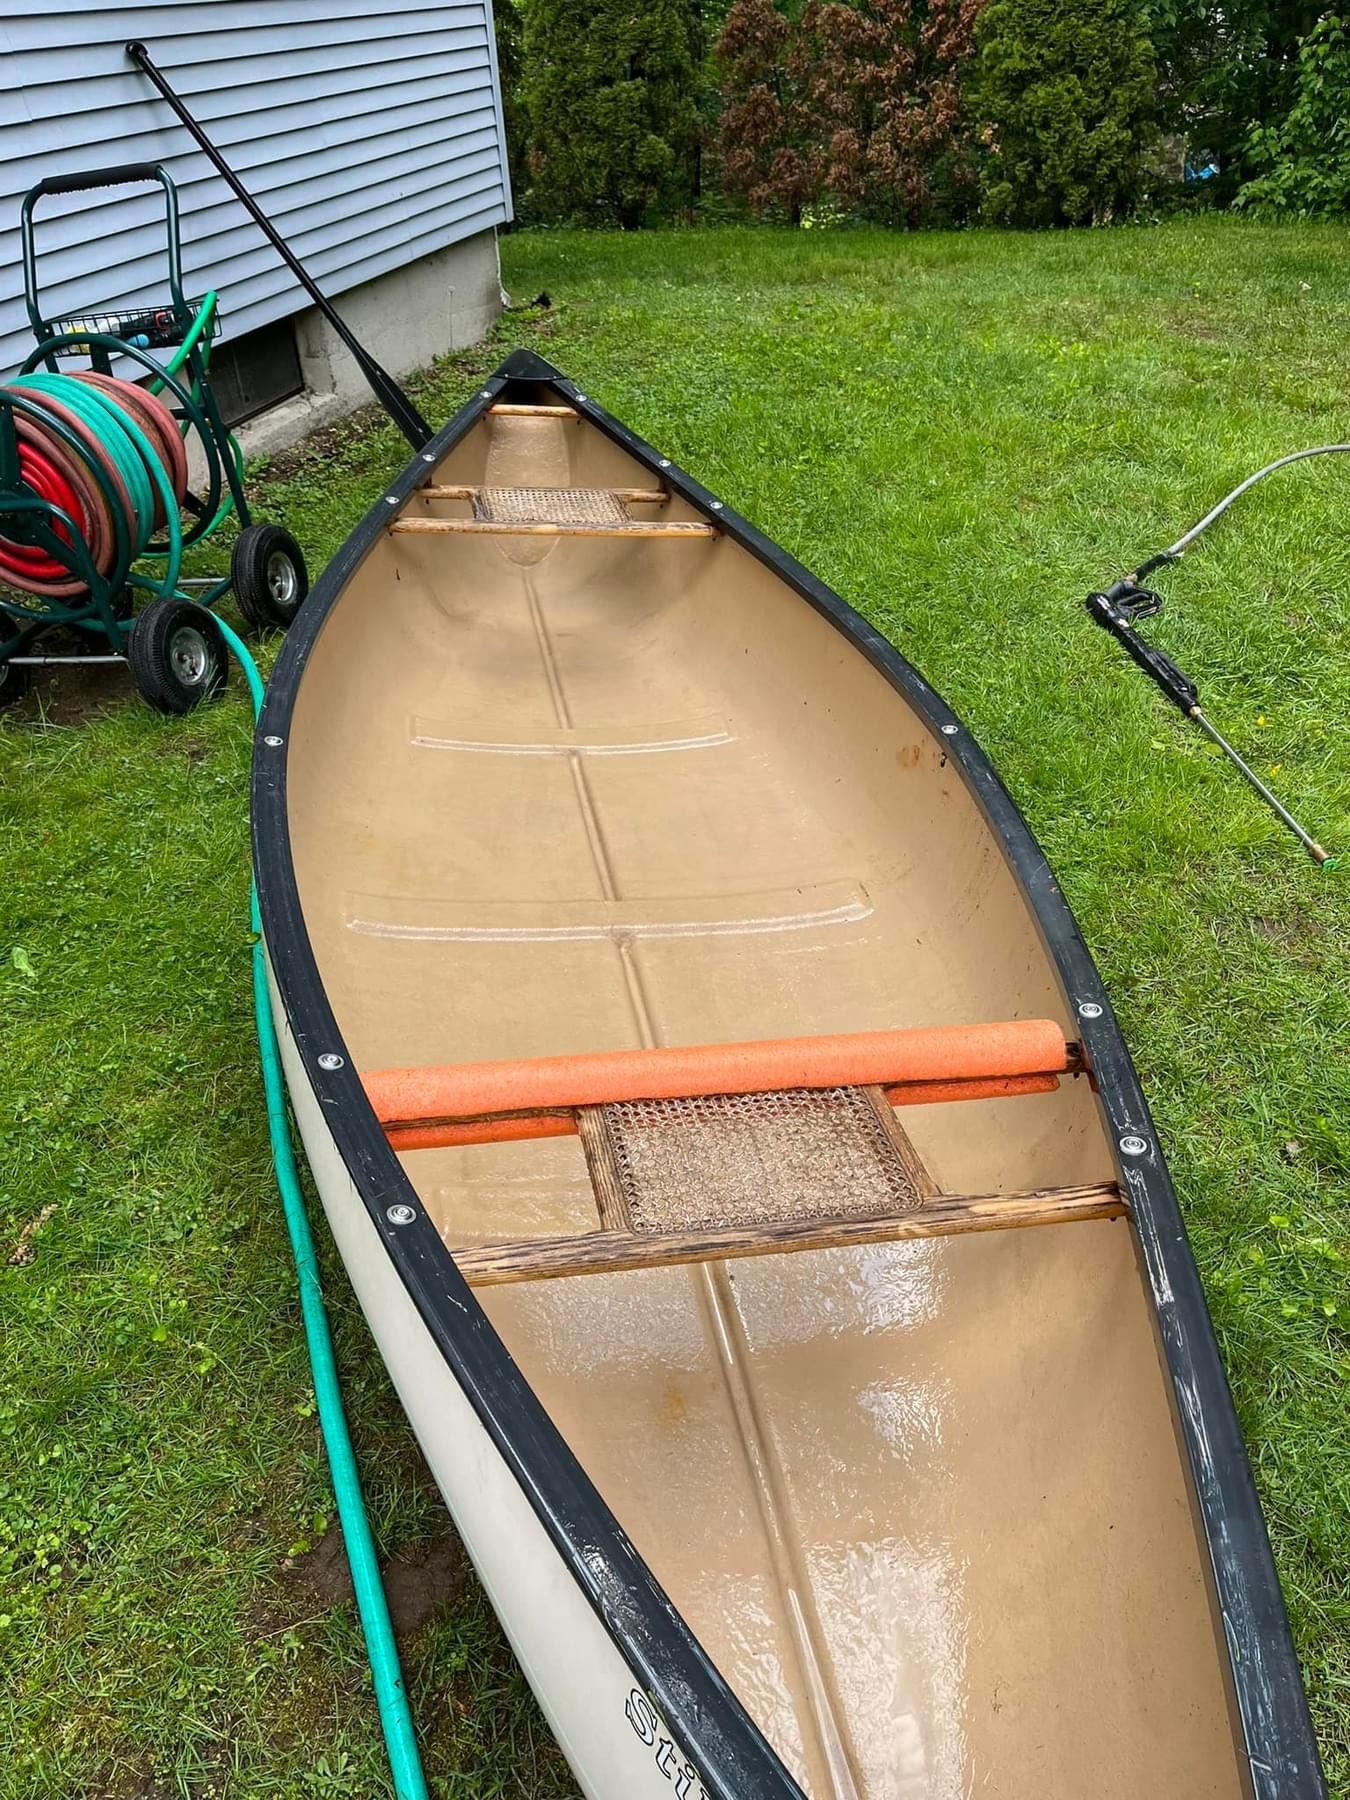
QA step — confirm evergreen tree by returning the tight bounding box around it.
[523,0,702,225]
[973,0,1157,225]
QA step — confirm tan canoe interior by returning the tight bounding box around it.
[285,397,1248,1798]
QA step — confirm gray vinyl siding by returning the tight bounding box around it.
[0,1,511,377]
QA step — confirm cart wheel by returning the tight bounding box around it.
[232,524,309,633]
[127,599,228,714]
[0,660,32,708]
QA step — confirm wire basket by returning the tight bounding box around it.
[46,298,220,353]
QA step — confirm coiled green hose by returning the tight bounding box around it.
[6,369,184,597]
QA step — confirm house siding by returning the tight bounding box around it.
[0,1,511,377]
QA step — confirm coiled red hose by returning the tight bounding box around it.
[0,372,186,598]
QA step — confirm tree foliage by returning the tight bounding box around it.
[522,0,702,225]
[508,0,1350,228]
[1236,14,1350,214]
[714,0,815,221]
[714,0,986,227]
[973,0,1157,225]
[1145,0,1333,194]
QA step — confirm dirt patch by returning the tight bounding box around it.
[84,1768,181,1800]
[258,409,383,484]
[11,658,130,726]
[280,1524,470,1643]
[1249,912,1317,949]
[383,1534,471,1639]
[5,667,224,742]
[8,1201,57,1265]
[1253,915,1289,942]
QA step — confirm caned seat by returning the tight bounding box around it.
[360,1023,1124,1285]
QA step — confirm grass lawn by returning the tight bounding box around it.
[2,218,1346,1796]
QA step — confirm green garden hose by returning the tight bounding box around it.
[2,369,185,600]
[151,292,248,541]
[216,618,430,1800]
[3,297,247,618]
[157,288,219,388]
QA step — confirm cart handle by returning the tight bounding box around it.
[21,164,188,354]
[31,163,166,197]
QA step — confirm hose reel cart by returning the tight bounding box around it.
[0,164,308,711]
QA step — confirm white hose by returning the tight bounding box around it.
[1158,444,1350,562]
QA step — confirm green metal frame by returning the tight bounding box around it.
[2,165,253,669]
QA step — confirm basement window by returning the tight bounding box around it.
[206,320,304,427]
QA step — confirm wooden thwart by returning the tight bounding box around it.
[449,1182,1126,1287]
[390,517,717,539]
[486,403,580,418]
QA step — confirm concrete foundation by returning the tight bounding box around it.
[293,227,502,411]
[224,226,502,467]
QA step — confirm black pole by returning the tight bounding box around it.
[126,41,433,450]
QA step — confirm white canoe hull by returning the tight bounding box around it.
[273,956,709,1800]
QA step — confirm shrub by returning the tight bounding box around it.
[715,0,986,226]
[1145,0,1333,201]
[973,0,1158,225]
[522,0,702,225]
[714,0,818,222]
[1236,14,1350,216]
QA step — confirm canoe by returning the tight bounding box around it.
[253,350,1325,1800]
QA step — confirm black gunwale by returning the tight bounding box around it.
[252,349,1326,1800]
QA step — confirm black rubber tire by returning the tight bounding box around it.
[232,523,309,633]
[0,659,32,708]
[126,598,228,715]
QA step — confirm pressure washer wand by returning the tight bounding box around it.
[126,42,433,451]
[1086,582,1330,865]
[1188,710,1328,862]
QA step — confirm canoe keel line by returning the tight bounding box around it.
[253,351,1326,1798]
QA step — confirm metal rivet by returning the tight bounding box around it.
[386,1204,416,1226]
[941,723,959,737]
[263,734,284,748]
[384,495,398,506]
[1078,1001,1103,1019]
[658,459,671,469]
[317,1052,345,1071]
[710,500,723,511]
[1119,1134,1149,1157]
[576,393,587,402]
[480,390,491,398]
[421,452,435,463]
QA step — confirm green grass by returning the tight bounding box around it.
[2,217,1346,1794]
